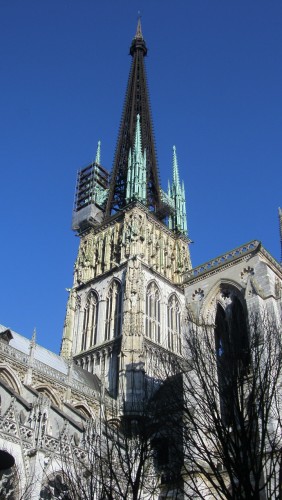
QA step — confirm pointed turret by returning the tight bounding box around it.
[126,115,147,204]
[168,146,188,235]
[173,145,180,188]
[95,140,101,165]
[29,327,36,353]
[105,19,161,216]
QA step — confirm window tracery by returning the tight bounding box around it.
[105,280,122,341]
[167,294,181,353]
[145,282,161,343]
[81,291,99,350]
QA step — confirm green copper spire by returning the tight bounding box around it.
[168,145,188,235]
[91,140,108,206]
[126,114,147,204]
[173,145,180,188]
[95,140,101,165]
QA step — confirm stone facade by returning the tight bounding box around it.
[0,239,281,498]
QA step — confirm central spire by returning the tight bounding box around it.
[105,19,162,217]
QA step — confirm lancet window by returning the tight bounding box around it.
[146,282,161,343]
[105,280,122,341]
[167,294,181,353]
[81,291,99,350]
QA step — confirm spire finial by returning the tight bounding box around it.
[172,145,180,187]
[168,146,188,235]
[130,15,147,56]
[135,114,142,154]
[125,114,146,205]
[29,327,36,354]
[135,13,143,40]
[31,327,36,345]
[95,140,101,165]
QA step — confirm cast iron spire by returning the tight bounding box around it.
[105,19,162,216]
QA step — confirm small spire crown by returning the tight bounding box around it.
[136,17,143,39]
[31,327,36,345]
[168,146,188,235]
[126,114,147,204]
[29,327,36,355]
[130,17,147,56]
[95,140,101,165]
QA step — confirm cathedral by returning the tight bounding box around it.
[0,20,281,499]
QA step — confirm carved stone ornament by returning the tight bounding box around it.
[275,277,281,299]
[192,288,204,302]
[240,266,254,284]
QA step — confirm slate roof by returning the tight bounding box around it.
[0,324,101,394]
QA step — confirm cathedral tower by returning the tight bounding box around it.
[60,21,191,410]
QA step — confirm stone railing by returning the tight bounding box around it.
[71,378,100,400]
[184,240,260,281]
[33,359,67,384]
[0,341,29,364]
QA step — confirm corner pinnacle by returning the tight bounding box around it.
[95,140,101,165]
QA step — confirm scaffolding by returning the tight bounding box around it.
[72,161,110,232]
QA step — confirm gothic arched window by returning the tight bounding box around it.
[167,294,181,353]
[105,280,122,341]
[146,282,161,343]
[215,294,249,424]
[81,291,99,350]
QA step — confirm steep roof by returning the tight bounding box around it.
[0,325,102,394]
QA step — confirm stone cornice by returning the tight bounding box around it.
[75,262,127,292]
[184,240,282,287]
[74,337,122,359]
[184,241,261,285]
[258,246,282,277]
[78,201,191,243]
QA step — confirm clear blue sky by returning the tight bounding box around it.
[0,1,281,353]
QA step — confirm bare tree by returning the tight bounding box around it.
[164,310,282,499]
[44,395,165,499]
[0,451,36,500]
[41,309,282,499]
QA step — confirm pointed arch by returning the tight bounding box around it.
[145,281,161,343]
[35,386,61,407]
[0,364,22,395]
[40,471,70,499]
[81,290,99,350]
[105,279,122,340]
[201,279,245,325]
[0,451,19,499]
[204,283,250,368]
[73,403,92,419]
[167,293,182,353]
[213,287,250,424]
